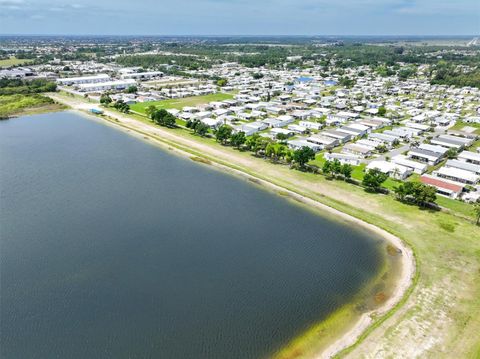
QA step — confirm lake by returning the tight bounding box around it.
[0,112,386,358]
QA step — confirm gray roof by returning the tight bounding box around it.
[445,159,480,174]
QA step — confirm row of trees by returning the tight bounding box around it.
[213,125,316,169]
[0,78,56,95]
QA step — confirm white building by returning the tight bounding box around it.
[57,74,110,86]
[77,79,136,92]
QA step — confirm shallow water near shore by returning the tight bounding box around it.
[1,112,396,359]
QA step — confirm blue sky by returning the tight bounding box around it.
[0,0,479,35]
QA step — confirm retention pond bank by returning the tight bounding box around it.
[0,112,410,359]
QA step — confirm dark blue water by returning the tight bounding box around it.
[0,112,384,359]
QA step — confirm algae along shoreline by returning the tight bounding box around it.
[69,107,416,359]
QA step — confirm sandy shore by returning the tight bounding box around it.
[47,95,416,358]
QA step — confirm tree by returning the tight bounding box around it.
[151,108,176,127]
[216,78,228,87]
[292,147,315,169]
[230,131,246,149]
[393,182,437,207]
[322,160,333,177]
[378,106,387,117]
[126,85,138,94]
[194,122,209,136]
[245,133,261,151]
[362,169,388,192]
[100,94,112,106]
[252,72,264,79]
[145,105,157,118]
[276,133,289,142]
[215,124,233,145]
[376,144,388,153]
[341,163,353,179]
[331,159,342,175]
[339,76,356,88]
[446,148,458,159]
[113,100,129,113]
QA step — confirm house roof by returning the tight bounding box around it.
[420,175,464,193]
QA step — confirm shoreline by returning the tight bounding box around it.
[44,99,417,358]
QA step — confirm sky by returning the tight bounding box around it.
[0,0,479,36]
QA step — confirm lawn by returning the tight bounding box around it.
[130,92,236,114]
[0,57,33,68]
[450,120,480,134]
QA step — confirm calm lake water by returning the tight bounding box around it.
[0,112,385,359]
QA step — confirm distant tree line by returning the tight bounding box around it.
[0,78,57,95]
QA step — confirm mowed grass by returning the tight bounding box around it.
[0,57,33,68]
[130,92,236,114]
[450,121,480,134]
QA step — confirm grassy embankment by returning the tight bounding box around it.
[0,94,65,119]
[0,79,66,118]
[51,92,480,358]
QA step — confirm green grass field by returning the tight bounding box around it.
[0,57,33,68]
[450,121,480,134]
[130,92,236,114]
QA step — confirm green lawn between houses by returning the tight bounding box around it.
[130,92,236,114]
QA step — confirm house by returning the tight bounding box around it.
[408,148,443,165]
[444,159,480,175]
[200,118,223,128]
[288,139,323,152]
[368,132,399,146]
[307,135,339,149]
[337,123,369,138]
[342,143,374,158]
[287,124,308,134]
[420,174,464,199]
[458,151,480,165]
[270,128,295,137]
[418,143,448,156]
[299,121,323,130]
[324,153,361,166]
[367,161,412,180]
[430,135,472,149]
[433,167,479,185]
[391,155,428,174]
[322,130,352,143]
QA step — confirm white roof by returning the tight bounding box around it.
[419,143,448,155]
[57,74,110,83]
[367,160,411,175]
[78,79,136,89]
[458,151,480,162]
[391,155,428,171]
[436,166,479,183]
